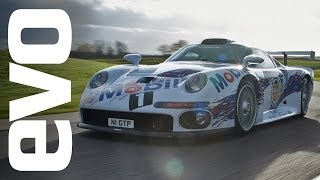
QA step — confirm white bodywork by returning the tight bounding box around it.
[79,59,314,133]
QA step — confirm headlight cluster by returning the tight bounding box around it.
[90,72,108,88]
[185,73,207,93]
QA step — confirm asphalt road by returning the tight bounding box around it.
[0,83,319,180]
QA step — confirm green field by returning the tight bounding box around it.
[0,50,164,118]
[0,50,319,118]
[277,59,320,81]
[315,69,320,81]
[277,59,320,69]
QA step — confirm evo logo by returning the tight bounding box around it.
[7,9,72,171]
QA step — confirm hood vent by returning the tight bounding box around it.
[157,69,200,77]
[137,77,155,84]
[127,68,157,76]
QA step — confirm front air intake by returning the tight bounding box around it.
[81,108,173,132]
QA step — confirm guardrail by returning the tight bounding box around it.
[268,51,316,66]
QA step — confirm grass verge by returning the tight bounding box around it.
[0,50,319,119]
[0,52,113,118]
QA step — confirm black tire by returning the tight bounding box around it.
[299,77,312,117]
[234,80,258,134]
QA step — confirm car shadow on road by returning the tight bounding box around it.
[77,116,319,147]
[0,116,319,180]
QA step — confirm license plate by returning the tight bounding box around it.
[108,118,134,129]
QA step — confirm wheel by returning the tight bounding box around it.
[235,81,258,133]
[299,77,312,117]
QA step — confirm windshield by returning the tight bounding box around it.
[166,44,253,64]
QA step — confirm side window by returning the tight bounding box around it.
[254,49,276,69]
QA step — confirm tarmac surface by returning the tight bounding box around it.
[0,83,319,180]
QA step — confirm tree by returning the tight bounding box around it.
[76,43,93,52]
[158,44,171,55]
[93,40,106,56]
[170,40,188,52]
[106,46,115,57]
[115,41,128,57]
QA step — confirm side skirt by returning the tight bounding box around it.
[255,108,298,125]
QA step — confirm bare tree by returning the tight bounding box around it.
[170,40,188,52]
[115,41,128,57]
[77,43,93,52]
[106,46,115,57]
[93,40,106,56]
[158,44,171,55]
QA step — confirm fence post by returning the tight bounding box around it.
[282,52,288,65]
[310,51,315,61]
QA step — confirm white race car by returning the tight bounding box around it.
[78,39,313,137]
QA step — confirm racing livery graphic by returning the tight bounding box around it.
[78,39,314,136]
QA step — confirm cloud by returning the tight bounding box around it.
[1,0,228,53]
[1,0,320,54]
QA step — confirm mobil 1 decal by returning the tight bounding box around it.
[209,69,245,93]
[99,78,181,102]
[129,91,153,110]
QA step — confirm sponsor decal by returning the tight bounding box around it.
[209,69,244,93]
[99,86,123,101]
[272,72,304,108]
[271,77,281,107]
[99,78,182,101]
[154,101,209,109]
[129,91,154,110]
[124,84,142,94]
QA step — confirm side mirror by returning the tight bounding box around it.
[243,55,264,69]
[124,54,142,66]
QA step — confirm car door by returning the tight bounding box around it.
[253,49,284,110]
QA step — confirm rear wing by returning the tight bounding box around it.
[268,51,316,66]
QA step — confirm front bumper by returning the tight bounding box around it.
[80,108,175,132]
[77,122,229,138]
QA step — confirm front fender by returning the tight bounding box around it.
[203,67,259,97]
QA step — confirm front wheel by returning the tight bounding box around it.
[235,81,258,133]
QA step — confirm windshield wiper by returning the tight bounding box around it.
[198,59,222,63]
[198,58,210,61]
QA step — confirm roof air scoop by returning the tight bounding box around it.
[201,38,235,45]
[124,54,142,66]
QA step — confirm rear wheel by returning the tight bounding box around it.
[299,77,312,117]
[235,81,258,133]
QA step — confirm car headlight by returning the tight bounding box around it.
[185,73,207,93]
[90,72,108,88]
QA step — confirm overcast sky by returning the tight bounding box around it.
[1,0,320,54]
